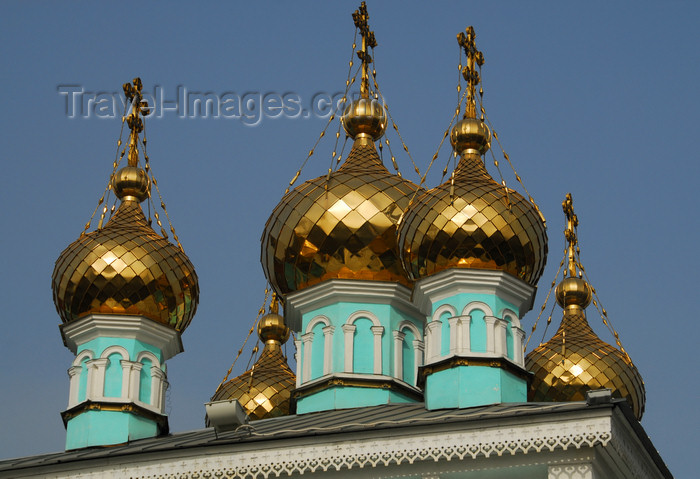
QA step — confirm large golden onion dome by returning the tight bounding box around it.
[525,194,645,420]
[398,117,547,286]
[52,79,199,332]
[261,99,419,296]
[211,299,295,420]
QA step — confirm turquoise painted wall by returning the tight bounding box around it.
[65,410,158,450]
[424,366,527,410]
[296,385,416,414]
[401,327,416,385]
[310,321,325,380]
[139,358,152,404]
[439,311,451,356]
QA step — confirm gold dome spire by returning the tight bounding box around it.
[52,78,199,331]
[525,194,645,419]
[261,3,419,296]
[398,27,547,286]
[211,294,295,420]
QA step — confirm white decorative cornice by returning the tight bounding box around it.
[60,314,183,360]
[412,269,536,317]
[285,279,421,331]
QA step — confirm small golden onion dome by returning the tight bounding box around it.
[398,128,547,286]
[555,276,592,308]
[211,315,295,420]
[52,168,199,331]
[525,302,646,419]
[261,136,420,295]
[341,98,387,141]
[450,117,491,156]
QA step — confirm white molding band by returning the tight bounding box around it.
[60,314,183,361]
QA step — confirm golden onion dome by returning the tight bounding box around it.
[211,310,295,420]
[525,302,646,420]
[526,193,645,420]
[52,165,199,332]
[398,118,547,286]
[261,102,420,296]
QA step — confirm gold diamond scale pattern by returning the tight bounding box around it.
[398,154,547,286]
[212,343,296,420]
[262,139,420,295]
[52,200,199,331]
[525,309,646,420]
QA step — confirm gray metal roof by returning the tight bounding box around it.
[0,400,671,477]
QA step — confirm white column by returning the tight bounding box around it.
[425,321,442,363]
[371,326,384,374]
[150,366,166,410]
[513,326,526,365]
[393,330,406,380]
[448,316,460,354]
[342,324,356,372]
[126,361,143,402]
[322,325,335,375]
[86,358,109,400]
[67,366,82,407]
[484,316,498,354]
[301,332,314,383]
[494,318,507,357]
[461,315,471,354]
[548,463,594,479]
[120,360,137,400]
[294,338,302,388]
[413,340,424,385]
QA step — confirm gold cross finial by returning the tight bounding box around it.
[270,292,279,314]
[352,2,377,99]
[562,193,579,277]
[122,77,150,167]
[457,26,484,119]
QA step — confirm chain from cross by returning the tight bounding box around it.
[457,26,484,118]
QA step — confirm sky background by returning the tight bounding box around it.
[1,1,698,477]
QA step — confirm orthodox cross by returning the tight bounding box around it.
[352,2,377,99]
[122,77,150,166]
[457,26,484,118]
[562,193,579,277]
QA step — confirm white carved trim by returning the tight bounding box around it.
[100,345,129,361]
[494,318,507,357]
[346,310,381,328]
[301,332,314,383]
[293,339,301,388]
[85,358,109,400]
[371,325,384,374]
[136,351,161,369]
[67,366,82,408]
[548,463,594,479]
[413,269,535,317]
[397,320,422,339]
[432,303,457,323]
[305,315,331,334]
[61,314,183,360]
[285,279,421,331]
[341,324,355,373]
[38,413,619,479]
[322,325,335,376]
[392,330,405,380]
[462,301,494,317]
[72,349,94,367]
[500,307,521,329]
[425,320,443,363]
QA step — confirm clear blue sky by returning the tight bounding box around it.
[1,2,697,477]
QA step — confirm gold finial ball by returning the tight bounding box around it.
[450,117,491,155]
[555,276,592,308]
[341,98,387,140]
[258,312,290,343]
[112,166,150,202]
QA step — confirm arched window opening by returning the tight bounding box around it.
[470,309,487,352]
[139,358,152,404]
[352,317,374,374]
[310,321,326,380]
[439,311,451,356]
[401,327,416,385]
[104,353,123,398]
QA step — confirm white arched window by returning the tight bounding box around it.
[394,321,423,385]
[344,311,383,375]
